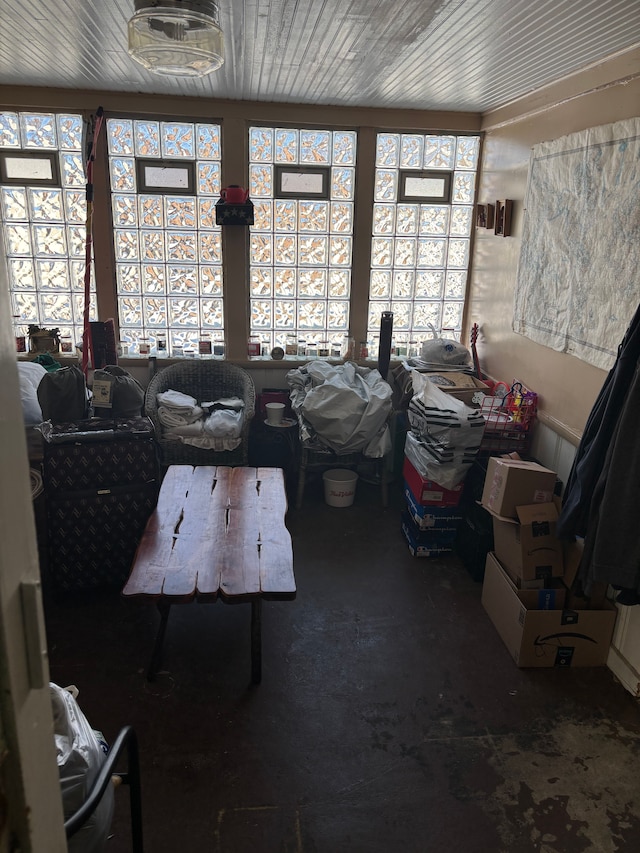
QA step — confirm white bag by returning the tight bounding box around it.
[406,372,485,489]
[51,683,114,853]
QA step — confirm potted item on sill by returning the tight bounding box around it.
[28,325,60,354]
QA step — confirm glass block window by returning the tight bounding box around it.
[1,111,96,349]
[248,126,356,355]
[107,117,223,355]
[368,133,480,358]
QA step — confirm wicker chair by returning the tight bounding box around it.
[145,361,255,470]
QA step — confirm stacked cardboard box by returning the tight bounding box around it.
[401,455,464,557]
[478,456,617,667]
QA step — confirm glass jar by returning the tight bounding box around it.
[318,341,330,358]
[156,332,167,353]
[297,339,307,357]
[285,334,297,357]
[198,335,212,356]
[247,336,261,358]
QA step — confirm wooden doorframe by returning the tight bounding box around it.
[0,257,66,850]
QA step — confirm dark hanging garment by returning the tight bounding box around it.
[556,302,640,540]
[580,358,640,593]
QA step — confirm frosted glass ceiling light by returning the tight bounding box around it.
[128,0,224,78]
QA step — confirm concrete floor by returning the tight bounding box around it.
[43,474,640,853]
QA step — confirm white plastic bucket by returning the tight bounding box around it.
[323,469,358,507]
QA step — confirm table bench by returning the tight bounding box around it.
[122,465,296,683]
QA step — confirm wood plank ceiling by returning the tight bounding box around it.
[0,0,638,113]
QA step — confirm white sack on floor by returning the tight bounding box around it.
[287,361,392,457]
[51,682,114,853]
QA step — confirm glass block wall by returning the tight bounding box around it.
[1,111,96,349]
[248,127,356,356]
[368,133,480,358]
[107,118,223,355]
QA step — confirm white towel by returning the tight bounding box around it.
[158,405,203,428]
[180,435,242,452]
[163,421,205,439]
[202,396,245,411]
[157,389,198,409]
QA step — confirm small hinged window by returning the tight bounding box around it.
[0,151,60,186]
[136,159,196,194]
[399,169,452,203]
[274,165,330,199]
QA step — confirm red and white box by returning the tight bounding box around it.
[402,455,464,507]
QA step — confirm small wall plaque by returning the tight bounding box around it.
[476,203,495,229]
[494,199,513,237]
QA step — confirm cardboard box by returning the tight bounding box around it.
[501,565,549,590]
[401,512,456,557]
[425,372,490,405]
[480,456,556,519]
[492,502,564,582]
[403,481,463,530]
[481,552,617,667]
[402,456,464,507]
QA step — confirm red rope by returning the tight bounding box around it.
[81,107,104,378]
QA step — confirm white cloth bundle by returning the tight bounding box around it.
[157,389,198,410]
[203,409,243,438]
[163,421,205,440]
[203,396,245,412]
[180,435,242,451]
[158,405,204,428]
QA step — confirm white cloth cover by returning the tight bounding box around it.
[17,360,47,424]
[287,361,392,457]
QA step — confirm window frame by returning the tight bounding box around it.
[2,100,482,364]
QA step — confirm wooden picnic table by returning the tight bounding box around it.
[122,465,296,683]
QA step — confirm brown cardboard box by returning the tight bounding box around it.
[481,552,617,667]
[426,372,490,405]
[492,502,564,582]
[480,456,557,519]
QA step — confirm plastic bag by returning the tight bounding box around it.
[92,365,144,419]
[419,337,471,367]
[287,361,392,456]
[406,371,485,488]
[418,324,471,366]
[51,683,114,853]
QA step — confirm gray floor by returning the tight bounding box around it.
[43,474,640,853]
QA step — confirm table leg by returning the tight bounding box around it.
[147,600,171,681]
[251,599,262,685]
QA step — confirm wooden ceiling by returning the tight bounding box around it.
[1,0,639,113]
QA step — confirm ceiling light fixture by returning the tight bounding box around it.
[128,0,224,78]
